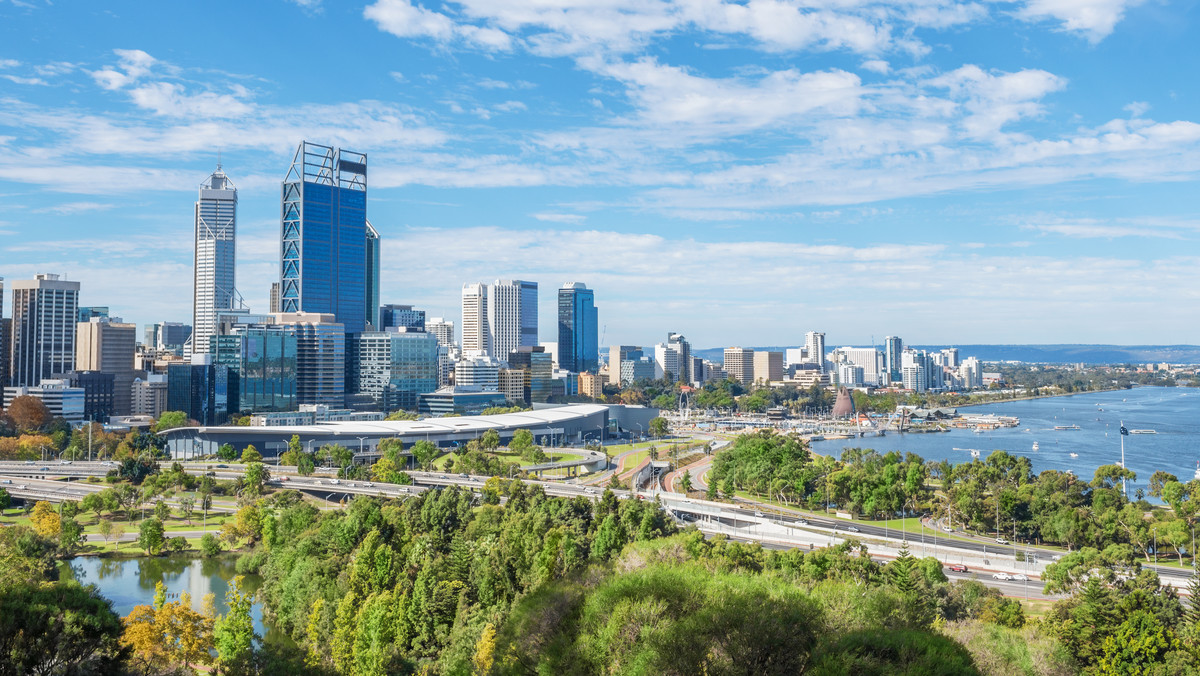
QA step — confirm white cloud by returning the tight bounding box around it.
[1017,0,1144,42]
[33,201,116,215]
[1124,101,1150,117]
[90,49,156,90]
[363,0,513,50]
[861,59,890,74]
[532,212,586,224]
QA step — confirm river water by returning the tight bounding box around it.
[59,556,274,638]
[810,386,1200,495]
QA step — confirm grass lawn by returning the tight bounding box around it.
[605,438,690,454]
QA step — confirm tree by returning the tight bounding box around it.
[0,487,9,512]
[154,499,170,522]
[0,581,126,675]
[216,443,237,461]
[5,395,51,432]
[412,439,440,470]
[59,517,83,554]
[81,491,106,520]
[679,469,693,494]
[97,519,116,547]
[480,429,501,451]
[473,622,498,674]
[153,410,189,433]
[297,452,315,476]
[649,416,669,438]
[29,500,61,538]
[138,517,166,554]
[214,576,257,672]
[243,461,270,497]
[371,457,400,483]
[240,444,262,463]
[179,495,195,523]
[122,587,215,673]
[200,532,222,557]
[508,429,535,456]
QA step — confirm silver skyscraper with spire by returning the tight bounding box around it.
[187,164,240,356]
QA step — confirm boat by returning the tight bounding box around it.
[970,450,980,459]
[1129,429,1157,434]
[1069,453,1079,458]
[1055,425,1081,430]
[1032,442,1039,451]
[1193,462,1199,481]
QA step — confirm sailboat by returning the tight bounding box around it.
[1032,441,1039,451]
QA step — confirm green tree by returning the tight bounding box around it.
[412,440,439,471]
[649,416,669,438]
[81,491,105,520]
[297,452,315,476]
[371,457,400,483]
[214,575,258,671]
[0,582,126,675]
[1097,610,1181,674]
[679,469,693,494]
[153,410,189,433]
[200,532,222,557]
[216,443,237,461]
[508,429,536,459]
[154,499,170,522]
[480,429,501,451]
[240,444,262,463]
[138,517,166,554]
[243,461,270,497]
[59,516,84,554]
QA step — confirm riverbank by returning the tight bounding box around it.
[951,385,1128,409]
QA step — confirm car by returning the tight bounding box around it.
[796,518,809,525]
[348,482,357,487]
[459,473,469,479]
[59,460,72,465]
[585,487,596,494]
[16,484,27,489]
[363,482,374,487]
[24,460,33,465]
[1,479,11,484]
[216,464,228,469]
[995,538,1009,545]
[1051,555,1062,561]
[328,478,340,485]
[279,476,289,482]
[942,526,953,532]
[40,466,49,471]
[992,572,1011,580]
[399,486,409,493]
[440,475,449,479]
[947,564,968,572]
[754,510,764,518]
[1011,574,1028,581]
[846,526,861,533]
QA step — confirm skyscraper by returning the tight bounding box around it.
[10,274,79,387]
[668,333,692,384]
[723,347,754,385]
[427,317,454,347]
[380,304,425,332]
[487,280,537,361]
[76,318,137,416]
[211,326,297,413]
[279,141,371,333]
[461,283,488,354]
[805,331,826,373]
[269,282,281,314]
[0,277,9,388]
[274,312,345,406]
[189,165,239,356]
[557,283,597,373]
[884,336,903,384]
[365,221,380,329]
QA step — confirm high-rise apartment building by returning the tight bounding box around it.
[461,283,488,355]
[131,374,168,418]
[831,347,883,386]
[557,282,598,373]
[279,141,372,333]
[723,347,754,385]
[901,348,928,392]
[804,331,826,373]
[667,333,692,384]
[427,317,454,347]
[487,280,537,361]
[578,371,605,399]
[76,318,137,416]
[189,166,239,356]
[653,343,680,381]
[884,336,903,384]
[10,274,79,387]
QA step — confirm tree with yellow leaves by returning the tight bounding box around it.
[29,500,61,538]
[473,622,497,674]
[122,581,215,673]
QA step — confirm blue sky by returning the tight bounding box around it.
[1,0,1197,349]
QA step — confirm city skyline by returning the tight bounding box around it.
[1,2,1198,346]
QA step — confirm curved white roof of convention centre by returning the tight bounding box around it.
[160,404,614,438]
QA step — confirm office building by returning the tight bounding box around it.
[607,345,639,389]
[884,336,903,384]
[619,355,655,385]
[211,326,298,413]
[461,283,488,354]
[653,343,680,381]
[166,355,233,426]
[77,306,109,323]
[539,341,559,369]
[10,274,80,387]
[427,317,454,347]
[830,347,883,386]
[189,165,240,356]
[804,332,826,372]
[417,387,508,416]
[131,374,168,418]
[784,348,806,367]
[836,363,864,388]
[3,379,85,425]
[667,333,692,384]
[498,368,526,404]
[62,370,115,421]
[455,354,503,391]
[508,345,553,403]
[723,347,754,385]
[269,282,281,314]
[365,221,380,329]
[348,330,439,411]
[156,322,192,355]
[578,371,605,399]
[279,141,371,333]
[487,279,537,361]
[901,349,928,393]
[380,304,425,332]
[76,318,137,416]
[274,312,345,406]
[753,351,784,384]
[557,282,598,373]
[0,277,9,388]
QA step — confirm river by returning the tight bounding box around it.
[810,386,1200,495]
[58,555,280,641]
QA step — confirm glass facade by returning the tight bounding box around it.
[557,283,598,373]
[166,362,232,426]
[350,331,439,412]
[280,142,371,333]
[211,328,298,413]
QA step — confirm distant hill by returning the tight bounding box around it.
[690,345,1200,365]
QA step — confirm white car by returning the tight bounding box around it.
[846,526,861,533]
[991,572,1012,581]
[585,487,596,494]
[942,526,953,532]
[363,482,374,487]
[1011,574,1029,581]
[16,484,27,489]
[754,510,764,518]
[398,486,409,493]
[329,478,340,485]
[995,538,1009,545]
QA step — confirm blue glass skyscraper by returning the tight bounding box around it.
[280,141,373,333]
[557,282,598,373]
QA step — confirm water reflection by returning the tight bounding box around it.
[59,556,272,639]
